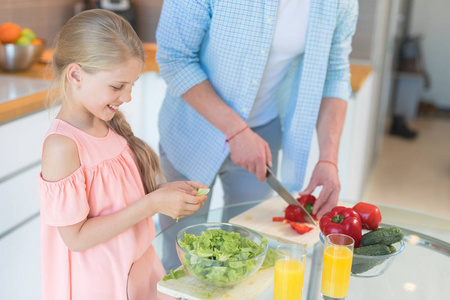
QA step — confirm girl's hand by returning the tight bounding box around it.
[158,181,209,196]
[149,185,208,219]
[299,162,340,219]
[228,128,272,182]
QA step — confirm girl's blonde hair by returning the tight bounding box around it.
[48,9,162,193]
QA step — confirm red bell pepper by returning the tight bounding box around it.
[319,206,362,248]
[284,195,318,223]
[289,221,313,234]
[352,202,382,230]
[285,205,307,223]
[297,195,317,220]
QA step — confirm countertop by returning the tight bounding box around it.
[0,44,371,124]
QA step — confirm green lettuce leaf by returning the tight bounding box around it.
[179,228,267,286]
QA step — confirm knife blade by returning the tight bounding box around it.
[266,166,317,226]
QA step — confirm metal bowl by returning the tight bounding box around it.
[0,43,44,72]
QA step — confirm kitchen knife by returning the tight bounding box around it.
[266,166,317,226]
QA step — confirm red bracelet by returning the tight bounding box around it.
[226,125,249,143]
[317,160,338,170]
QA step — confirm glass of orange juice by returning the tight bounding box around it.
[273,244,306,300]
[321,233,354,299]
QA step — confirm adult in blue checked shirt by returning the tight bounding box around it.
[155,0,358,226]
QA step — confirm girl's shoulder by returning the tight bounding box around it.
[41,127,81,183]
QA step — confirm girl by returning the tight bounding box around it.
[39,9,207,300]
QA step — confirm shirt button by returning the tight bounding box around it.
[242,107,248,112]
[252,80,257,85]
[267,19,272,24]
[261,50,266,55]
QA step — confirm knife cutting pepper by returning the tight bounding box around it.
[319,206,362,247]
[352,202,382,230]
[283,195,317,223]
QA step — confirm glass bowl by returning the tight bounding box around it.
[319,231,405,278]
[0,43,44,72]
[176,222,268,287]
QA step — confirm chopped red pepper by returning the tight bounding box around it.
[285,205,307,223]
[352,202,382,230]
[289,221,313,234]
[319,206,362,247]
[284,195,318,223]
[297,195,318,220]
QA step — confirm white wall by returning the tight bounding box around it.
[409,0,450,109]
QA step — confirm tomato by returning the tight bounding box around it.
[272,217,285,222]
[352,202,382,230]
[289,221,313,234]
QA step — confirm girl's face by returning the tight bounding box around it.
[76,58,143,122]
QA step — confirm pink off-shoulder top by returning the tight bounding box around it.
[39,119,172,300]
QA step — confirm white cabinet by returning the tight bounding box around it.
[0,217,41,299]
[0,165,41,234]
[0,109,51,179]
[0,110,50,300]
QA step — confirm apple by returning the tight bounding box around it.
[20,28,36,41]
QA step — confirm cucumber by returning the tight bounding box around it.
[352,245,391,274]
[361,227,404,246]
[354,244,391,256]
[388,245,397,254]
[352,256,386,274]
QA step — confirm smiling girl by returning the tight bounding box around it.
[39,9,207,300]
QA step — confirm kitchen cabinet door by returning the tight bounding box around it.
[0,217,41,300]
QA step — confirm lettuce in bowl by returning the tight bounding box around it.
[176,223,268,287]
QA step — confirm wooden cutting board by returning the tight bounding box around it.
[157,266,274,300]
[229,197,352,248]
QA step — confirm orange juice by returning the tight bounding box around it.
[273,258,305,300]
[321,245,353,298]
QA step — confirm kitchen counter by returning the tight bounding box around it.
[0,44,371,124]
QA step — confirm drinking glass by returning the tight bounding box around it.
[321,233,354,300]
[273,244,307,300]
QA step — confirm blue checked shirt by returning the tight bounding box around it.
[156,0,358,192]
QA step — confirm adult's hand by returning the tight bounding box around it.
[228,128,272,182]
[298,162,340,219]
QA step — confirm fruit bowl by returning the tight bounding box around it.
[0,43,44,72]
[319,231,405,278]
[176,222,268,287]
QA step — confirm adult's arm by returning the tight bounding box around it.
[300,0,359,217]
[156,0,271,181]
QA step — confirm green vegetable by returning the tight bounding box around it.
[361,227,404,246]
[179,229,267,287]
[354,244,391,256]
[260,248,276,269]
[162,269,186,281]
[388,245,397,254]
[195,188,210,197]
[352,256,387,274]
[352,244,391,274]
[171,189,210,223]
